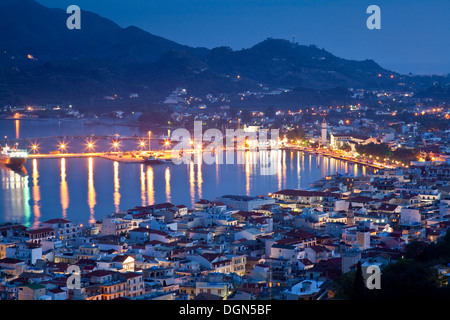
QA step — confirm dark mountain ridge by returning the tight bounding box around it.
[0,0,448,107]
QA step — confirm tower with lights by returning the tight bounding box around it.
[321,118,328,146]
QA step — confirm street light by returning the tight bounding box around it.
[87,141,94,152]
[148,131,151,153]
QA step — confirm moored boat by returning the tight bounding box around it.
[0,144,28,169]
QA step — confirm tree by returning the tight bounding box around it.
[355,143,390,159]
[265,106,276,119]
[392,148,419,162]
[331,270,356,299]
[332,231,450,300]
[378,259,446,299]
[376,231,450,299]
[138,110,171,126]
[286,127,306,141]
[240,110,252,123]
[404,239,428,260]
[351,261,367,300]
[339,143,352,152]
[408,230,450,263]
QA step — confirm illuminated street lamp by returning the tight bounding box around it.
[31,144,38,154]
[59,143,67,153]
[112,140,120,151]
[148,131,151,153]
[87,141,94,152]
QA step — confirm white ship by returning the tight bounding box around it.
[0,144,28,169]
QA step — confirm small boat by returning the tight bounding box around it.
[143,155,164,165]
[142,155,172,165]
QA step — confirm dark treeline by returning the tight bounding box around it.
[332,231,450,300]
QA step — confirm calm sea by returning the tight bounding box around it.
[0,119,369,227]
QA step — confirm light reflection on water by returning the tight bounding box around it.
[31,159,41,228]
[0,150,371,227]
[146,166,154,206]
[60,158,69,219]
[0,119,374,226]
[165,166,171,203]
[113,161,120,213]
[88,157,96,224]
[0,167,31,226]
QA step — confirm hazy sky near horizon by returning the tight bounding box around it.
[37,0,449,75]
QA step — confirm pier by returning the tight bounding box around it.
[3,134,397,170]
[28,150,174,164]
[26,147,392,170]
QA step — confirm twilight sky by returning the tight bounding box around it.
[37,0,449,75]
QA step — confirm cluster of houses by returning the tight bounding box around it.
[0,161,449,300]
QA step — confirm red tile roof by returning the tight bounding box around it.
[201,253,220,262]
[112,255,133,262]
[48,288,66,294]
[25,228,55,235]
[43,218,71,224]
[119,272,142,279]
[378,204,399,212]
[349,196,378,203]
[273,189,342,198]
[130,227,151,233]
[299,258,314,266]
[195,199,211,204]
[155,202,174,209]
[86,270,114,277]
[0,258,24,264]
[148,229,169,236]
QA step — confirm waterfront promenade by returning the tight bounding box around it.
[0,128,394,170]
[27,146,391,170]
[28,150,173,164]
[282,144,392,170]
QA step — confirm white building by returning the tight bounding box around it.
[330,132,378,151]
[6,243,42,265]
[282,279,324,300]
[215,195,275,211]
[400,208,421,226]
[269,244,304,263]
[101,216,133,236]
[42,219,81,242]
[342,227,371,250]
